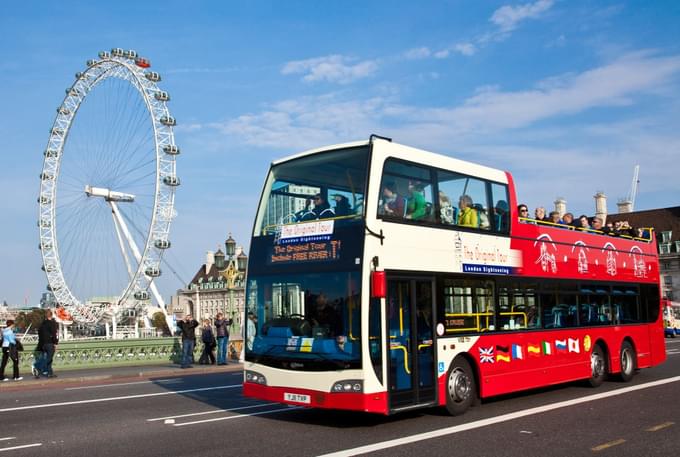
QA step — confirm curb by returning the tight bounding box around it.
[0,363,243,390]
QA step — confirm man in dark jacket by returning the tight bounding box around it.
[34,309,59,378]
[177,314,199,368]
[214,312,233,365]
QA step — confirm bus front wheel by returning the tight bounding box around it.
[588,344,607,387]
[445,358,476,416]
[618,341,636,382]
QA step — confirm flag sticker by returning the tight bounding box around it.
[496,345,510,362]
[542,341,552,355]
[568,338,580,353]
[479,347,495,363]
[555,339,567,351]
[512,344,523,360]
[527,344,541,355]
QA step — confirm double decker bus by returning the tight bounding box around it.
[243,136,664,415]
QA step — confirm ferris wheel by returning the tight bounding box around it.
[38,48,180,324]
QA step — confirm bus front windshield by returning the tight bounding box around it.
[245,272,361,371]
[254,146,369,236]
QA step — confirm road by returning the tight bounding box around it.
[1,340,680,457]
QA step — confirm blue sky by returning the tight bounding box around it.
[1,1,679,306]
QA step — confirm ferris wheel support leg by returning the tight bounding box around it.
[111,208,135,280]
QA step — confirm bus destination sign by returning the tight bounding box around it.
[269,239,342,265]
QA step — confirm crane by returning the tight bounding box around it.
[627,165,640,212]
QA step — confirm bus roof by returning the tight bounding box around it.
[272,138,508,184]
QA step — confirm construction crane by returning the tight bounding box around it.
[617,165,640,213]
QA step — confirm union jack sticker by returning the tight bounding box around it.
[479,346,495,363]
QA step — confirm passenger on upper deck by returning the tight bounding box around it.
[591,216,609,234]
[494,200,509,231]
[380,181,406,218]
[548,211,564,227]
[517,204,529,223]
[405,181,427,220]
[332,194,352,217]
[562,212,576,229]
[458,195,478,228]
[439,191,455,225]
[577,214,590,230]
[534,207,548,223]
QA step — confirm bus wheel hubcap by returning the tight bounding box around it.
[622,349,632,374]
[448,368,470,402]
[591,351,604,378]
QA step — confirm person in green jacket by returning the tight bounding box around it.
[458,194,478,227]
[405,181,427,220]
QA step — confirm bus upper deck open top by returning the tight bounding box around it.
[243,136,664,415]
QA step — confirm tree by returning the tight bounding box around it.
[151,311,170,336]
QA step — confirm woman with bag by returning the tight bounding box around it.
[199,319,216,365]
[1,320,22,381]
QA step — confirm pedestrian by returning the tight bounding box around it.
[199,319,216,365]
[176,314,199,368]
[1,320,22,381]
[34,309,59,378]
[214,312,233,365]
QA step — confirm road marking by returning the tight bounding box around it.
[65,379,181,390]
[591,439,626,451]
[646,421,674,432]
[0,438,15,442]
[0,443,42,452]
[172,406,301,426]
[317,375,680,457]
[147,402,279,421]
[0,384,241,412]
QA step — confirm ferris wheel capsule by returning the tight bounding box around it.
[124,49,137,59]
[162,175,180,186]
[145,72,161,82]
[160,115,176,126]
[134,290,150,300]
[154,239,171,249]
[86,59,97,67]
[163,145,180,155]
[144,267,161,277]
[98,51,111,59]
[135,57,151,68]
[111,48,124,57]
[44,149,59,158]
[154,91,170,101]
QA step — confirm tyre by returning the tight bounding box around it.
[618,341,636,382]
[588,344,607,387]
[445,357,476,416]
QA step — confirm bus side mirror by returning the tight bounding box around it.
[371,271,386,299]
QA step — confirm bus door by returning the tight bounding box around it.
[386,277,436,409]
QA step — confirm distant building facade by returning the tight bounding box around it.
[170,235,248,337]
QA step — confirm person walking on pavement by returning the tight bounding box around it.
[198,319,216,365]
[34,309,59,378]
[1,320,22,381]
[214,312,233,365]
[177,314,199,368]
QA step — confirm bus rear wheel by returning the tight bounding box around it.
[618,341,636,382]
[445,358,476,416]
[588,344,607,387]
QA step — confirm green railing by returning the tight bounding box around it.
[14,337,213,372]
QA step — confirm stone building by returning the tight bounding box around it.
[170,234,248,338]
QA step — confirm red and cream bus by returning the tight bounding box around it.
[243,136,664,415]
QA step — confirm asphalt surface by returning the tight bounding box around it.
[1,341,679,457]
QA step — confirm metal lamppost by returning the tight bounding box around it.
[236,251,248,334]
[225,234,237,335]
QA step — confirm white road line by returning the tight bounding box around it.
[0,438,15,442]
[173,406,302,426]
[0,384,242,412]
[0,443,42,452]
[318,375,680,457]
[65,379,181,390]
[147,402,279,421]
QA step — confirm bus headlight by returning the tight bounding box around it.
[245,370,267,385]
[331,380,362,393]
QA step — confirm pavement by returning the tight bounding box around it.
[0,361,243,390]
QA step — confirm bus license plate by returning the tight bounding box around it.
[284,392,311,404]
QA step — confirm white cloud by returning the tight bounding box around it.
[490,0,554,33]
[404,47,432,60]
[281,55,378,84]
[454,43,477,56]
